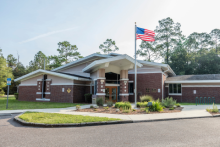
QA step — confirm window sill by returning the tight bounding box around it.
[169,93,182,96]
[129,93,134,95]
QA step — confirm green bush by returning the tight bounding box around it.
[90,105,94,108]
[115,102,131,110]
[14,93,19,100]
[175,103,181,107]
[96,98,104,106]
[149,99,163,112]
[162,97,176,108]
[212,103,219,113]
[106,101,113,107]
[169,107,174,110]
[145,107,150,113]
[136,102,148,108]
[140,95,154,102]
[84,93,92,103]
[76,105,81,110]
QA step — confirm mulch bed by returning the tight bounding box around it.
[74,107,184,115]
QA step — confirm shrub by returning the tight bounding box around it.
[149,99,163,112]
[145,108,150,113]
[107,101,113,107]
[140,108,145,111]
[140,95,154,102]
[162,97,176,108]
[119,107,123,111]
[76,105,81,110]
[14,93,19,100]
[132,109,136,112]
[90,105,94,108]
[96,98,104,106]
[115,102,131,109]
[212,103,219,113]
[206,107,211,112]
[84,93,92,103]
[94,108,97,111]
[122,108,130,113]
[104,107,109,110]
[175,103,181,107]
[169,107,174,110]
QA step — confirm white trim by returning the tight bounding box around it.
[96,93,105,95]
[82,55,143,73]
[128,71,163,74]
[182,85,220,87]
[14,69,91,82]
[52,53,113,71]
[119,93,129,96]
[46,79,52,81]
[51,83,73,85]
[96,77,106,80]
[36,98,50,101]
[165,85,169,87]
[36,92,42,94]
[19,84,37,86]
[37,79,43,81]
[128,81,133,83]
[120,79,129,81]
[45,92,51,94]
[165,80,220,83]
[129,93,134,95]
[105,84,120,86]
[169,93,182,96]
[73,84,91,86]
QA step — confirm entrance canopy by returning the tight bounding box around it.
[82,55,143,74]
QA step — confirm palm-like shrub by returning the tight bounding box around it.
[150,99,163,112]
[140,95,154,102]
[162,97,176,108]
[115,102,131,110]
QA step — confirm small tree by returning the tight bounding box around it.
[99,39,119,54]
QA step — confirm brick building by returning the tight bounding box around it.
[15,53,220,103]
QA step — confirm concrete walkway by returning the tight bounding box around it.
[1,104,219,121]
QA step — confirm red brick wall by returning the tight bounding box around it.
[166,87,220,103]
[73,85,90,103]
[49,85,73,103]
[128,73,163,102]
[18,86,38,101]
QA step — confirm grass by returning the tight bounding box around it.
[19,112,121,124]
[0,97,84,110]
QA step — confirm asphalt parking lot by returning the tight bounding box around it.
[1,114,220,147]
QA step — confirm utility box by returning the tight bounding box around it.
[92,95,97,104]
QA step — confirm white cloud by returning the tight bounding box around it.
[19,27,78,44]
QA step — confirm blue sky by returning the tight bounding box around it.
[1,0,220,66]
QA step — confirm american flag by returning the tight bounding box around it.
[136,27,155,42]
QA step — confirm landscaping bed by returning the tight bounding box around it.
[75,106,183,115]
[17,112,121,124]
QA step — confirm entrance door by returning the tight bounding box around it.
[105,86,118,103]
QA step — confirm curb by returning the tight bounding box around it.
[13,112,133,127]
[13,112,220,127]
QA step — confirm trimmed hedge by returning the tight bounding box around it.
[14,93,19,100]
[115,102,131,109]
[136,102,148,108]
[84,93,92,103]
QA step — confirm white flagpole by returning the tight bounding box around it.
[134,22,137,108]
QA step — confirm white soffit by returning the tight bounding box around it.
[82,55,143,73]
[14,69,91,82]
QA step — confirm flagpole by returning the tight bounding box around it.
[134,22,137,108]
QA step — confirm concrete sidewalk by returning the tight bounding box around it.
[1,104,219,121]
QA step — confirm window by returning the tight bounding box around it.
[169,84,181,94]
[128,83,134,93]
[146,88,150,93]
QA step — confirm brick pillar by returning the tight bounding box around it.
[119,70,129,101]
[45,79,52,99]
[36,79,43,98]
[96,78,106,101]
[96,69,106,102]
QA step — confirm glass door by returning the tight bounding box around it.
[105,86,118,103]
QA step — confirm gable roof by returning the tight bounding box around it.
[52,53,113,72]
[14,69,91,82]
[82,54,143,73]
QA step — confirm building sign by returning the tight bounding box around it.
[193,90,196,94]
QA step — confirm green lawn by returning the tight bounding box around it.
[19,112,121,124]
[0,97,84,110]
